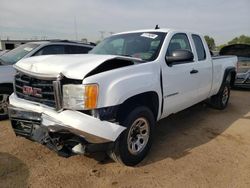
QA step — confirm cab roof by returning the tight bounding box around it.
[115,28,201,36]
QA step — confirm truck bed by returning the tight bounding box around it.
[210,55,237,96]
[212,55,237,60]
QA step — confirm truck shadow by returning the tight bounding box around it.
[0,152,29,187]
[141,100,249,166]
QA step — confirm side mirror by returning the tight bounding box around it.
[166,49,194,66]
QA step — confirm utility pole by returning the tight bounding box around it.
[74,16,78,41]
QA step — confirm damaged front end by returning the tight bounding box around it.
[8,55,137,157]
[8,94,125,157]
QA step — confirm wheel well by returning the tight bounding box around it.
[117,91,159,122]
[221,68,236,90]
[229,71,236,87]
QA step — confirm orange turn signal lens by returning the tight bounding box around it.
[85,84,99,109]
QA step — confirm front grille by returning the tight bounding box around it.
[15,72,56,108]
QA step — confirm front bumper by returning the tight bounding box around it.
[8,94,126,144]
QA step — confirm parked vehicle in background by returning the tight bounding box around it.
[0,50,9,56]
[8,28,237,166]
[0,40,94,120]
[220,44,250,88]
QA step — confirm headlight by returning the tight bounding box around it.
[63,84,99,110]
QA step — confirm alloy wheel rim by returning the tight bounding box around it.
[222,86,229,105]
[0,94,9,116]
[127,117,150,155]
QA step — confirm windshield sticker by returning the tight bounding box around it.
[24,47,33,52]
[141,33,158,39]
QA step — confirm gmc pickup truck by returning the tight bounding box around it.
[8,29,237,166]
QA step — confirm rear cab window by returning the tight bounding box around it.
[192,34,206,61]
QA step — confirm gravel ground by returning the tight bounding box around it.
[0,89,250,188]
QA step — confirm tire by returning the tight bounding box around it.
[0,87,13,120]
[209,83,230,110]
[109,106,155,166]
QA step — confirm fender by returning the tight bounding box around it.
[83,61,162,118]
[218,66,236,92]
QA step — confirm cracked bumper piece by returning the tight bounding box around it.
[8,94,126,144]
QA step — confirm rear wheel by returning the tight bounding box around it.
[209,83,230,110]
[0,87,13,120]
[109,106,155,166]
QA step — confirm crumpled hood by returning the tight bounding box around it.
[14,54,140,80]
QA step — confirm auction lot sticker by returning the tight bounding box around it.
[141,33,158,39]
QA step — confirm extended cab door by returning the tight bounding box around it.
[190,34,213,101]
[161,33,200,118]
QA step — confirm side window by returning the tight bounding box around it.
[192,35,206,61]
[34,45,65,56]
[66,45,92,54]
[167,33,192,56]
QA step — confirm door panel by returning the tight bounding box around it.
[161,33,200,118]
[191,34,212,101]
[161,62,199,117]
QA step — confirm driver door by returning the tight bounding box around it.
[161,33,199,118]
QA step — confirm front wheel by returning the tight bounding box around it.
[0,87,13,120]
[109,106,155,166]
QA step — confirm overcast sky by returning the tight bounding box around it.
[0,0,249,45]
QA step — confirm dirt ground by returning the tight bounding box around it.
[0,90,250,188]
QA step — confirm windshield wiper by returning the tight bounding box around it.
[118,54,146,63]
[121,54,133,58]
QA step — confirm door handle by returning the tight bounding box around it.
[190,69,198,74]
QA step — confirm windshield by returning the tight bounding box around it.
[0,43,39,65]
[90,32,166,61]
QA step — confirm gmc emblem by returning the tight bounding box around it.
[23,86,42,98]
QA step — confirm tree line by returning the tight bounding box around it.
[204,35,250,51]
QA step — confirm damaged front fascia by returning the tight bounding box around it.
[90,105,119,122]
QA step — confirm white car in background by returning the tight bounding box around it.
[0,41,94,120]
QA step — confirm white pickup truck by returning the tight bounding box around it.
[8,28,237,166]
